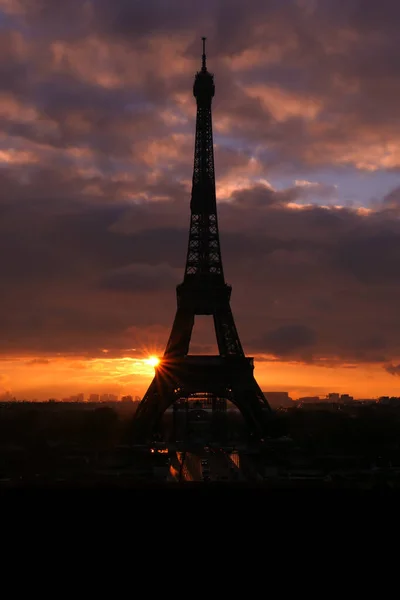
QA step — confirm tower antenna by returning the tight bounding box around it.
[202,36,207,71]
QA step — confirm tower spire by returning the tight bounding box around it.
[201,36,207,71]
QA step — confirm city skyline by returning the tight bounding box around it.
[0,389,387,403]
[1,1,400,401]
[4,389,400,407]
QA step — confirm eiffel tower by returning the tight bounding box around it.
[132,38,272,441]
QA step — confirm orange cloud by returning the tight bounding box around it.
[0,148,38,165]
[245,84,322,122]
[50,33,194,89]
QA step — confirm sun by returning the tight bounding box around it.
[145,356,160,367]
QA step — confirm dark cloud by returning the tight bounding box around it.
[382,187,400,211]
[0,165,400,365]
[99,263,180,293]
[331,230,400,284]
[385,364,400,377]
[255,325,317,357]
[25,358,51,365]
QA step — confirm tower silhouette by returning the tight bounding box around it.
[132,38,271,441]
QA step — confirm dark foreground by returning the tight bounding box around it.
[1,400,400,489]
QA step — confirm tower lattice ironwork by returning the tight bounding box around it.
[132,38,272,441]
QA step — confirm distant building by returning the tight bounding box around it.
[326,393,354,403]
[297,396,320,404]
[99,393,118,402]
[121,395,133,404]
[340,394,354,403]
[263,391,293,408]
[63,393,84,402]
[379,396,400,406]
[328,393,340,403]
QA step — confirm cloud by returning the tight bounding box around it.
[330,230,400,284]
[1,0,400,173]
[0,164,399,367]
[385,364,400,377]
[99,263,181,292]
[25,358,51,365]
[255,325,317,357]
[229,180,338,208]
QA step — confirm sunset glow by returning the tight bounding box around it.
[145,356,160,368]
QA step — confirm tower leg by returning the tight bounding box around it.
[132,367,271,443]
[132,377,175,442]
[164,308,194,357]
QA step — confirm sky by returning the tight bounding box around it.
[1,0,400,401]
